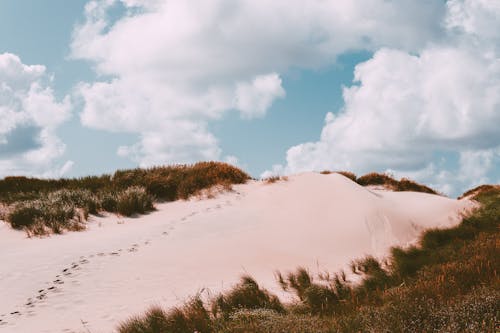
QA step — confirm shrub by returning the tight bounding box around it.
[6,199,83,235]
[100,192,118,212]
[48,189,99,215]
[116,186,155,217]
[7,203,42,229]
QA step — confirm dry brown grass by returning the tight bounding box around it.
[263,176,288,184]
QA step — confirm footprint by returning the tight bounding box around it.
[110,252,119,256]
[97,252,105,257]
[54,279,64,285]
[162,231,168,235]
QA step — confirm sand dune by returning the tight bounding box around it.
[0,173,474,333]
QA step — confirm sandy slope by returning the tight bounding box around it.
[0,173,474,333]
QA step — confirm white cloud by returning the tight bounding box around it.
[276,0,500,196]
[71,0,446,167]
[0,53,73,178]
[235,73,285,119]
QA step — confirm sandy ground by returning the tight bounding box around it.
[0,173,474,333]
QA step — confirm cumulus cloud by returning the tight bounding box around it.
[276,0,500,196]
[0,53,73,178]
[71,0,446,167]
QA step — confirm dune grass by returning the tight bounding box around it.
[117,186,499,333]
[262,175,288,184]
[0,162,249,235]
[320,170,439,195]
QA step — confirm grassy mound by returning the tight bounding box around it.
[117,186,499,332]
[0,162,249,235]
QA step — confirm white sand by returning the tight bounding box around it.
[0,173,474,333]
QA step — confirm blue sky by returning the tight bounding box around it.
[0,0,499,196]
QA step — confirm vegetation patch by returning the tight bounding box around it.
[263,176,288,184]
[0,162,249,235]
[356,172,438,194]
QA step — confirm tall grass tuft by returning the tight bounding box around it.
[116,186,155,217]
[212,276,285,319]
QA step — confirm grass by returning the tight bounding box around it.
[117,185,499,332]
[262,175,288,184]
[321,170,439,195]
[356,172,438,194]
[0,162,249,235]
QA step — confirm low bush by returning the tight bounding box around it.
[116,186,155,217]
[6,199,83,235]
[99,192,118,212]
[7,203,42,230]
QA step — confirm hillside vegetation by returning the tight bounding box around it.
[117,186,499,333]
[0,162,249,236]
[321,170,439,195]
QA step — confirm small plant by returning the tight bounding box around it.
[116,186,155,217]
[100,192,118,212]
[263,176,288,184]
[7,202,42,229]
[212,275,285,318]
